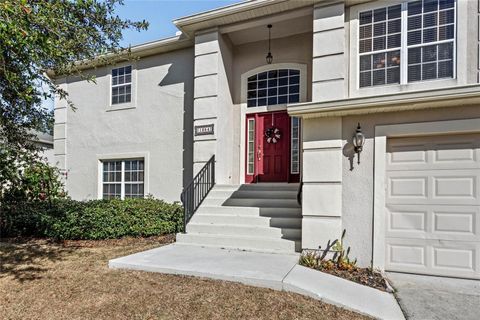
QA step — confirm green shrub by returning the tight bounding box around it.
[0,198,184,240]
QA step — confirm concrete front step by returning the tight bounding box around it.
[195,206,302,218]
[182,183,302,253]
[190,214,302,229]
[211,184,241,191]
[186,223,301,239]
[207,190,298,200]
[204,197,300,208]
[176,232,301,253]
[237,183,300,191]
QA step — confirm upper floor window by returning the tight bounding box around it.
[247,69,300,107]
[111,66,132,105]
[359,0,455,88]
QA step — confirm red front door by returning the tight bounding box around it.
[246,111,296,183]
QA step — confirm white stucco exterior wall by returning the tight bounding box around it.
[341,105,480,267]
[57,48,194,202]
[297,0,480,266]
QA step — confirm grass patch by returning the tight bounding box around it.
[0,236,370,320]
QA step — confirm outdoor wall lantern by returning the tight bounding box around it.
[352,123,365,165]
[266,24,273,64]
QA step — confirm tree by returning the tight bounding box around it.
[0,0,148,199]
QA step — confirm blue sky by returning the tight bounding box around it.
[117,0,242,46]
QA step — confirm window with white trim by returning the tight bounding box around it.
[247,69,300,107]
[359,0,455,88]
[111,66,132,105]
[247,119,255,175]
[102,159,144,199]
[291,117,300,174]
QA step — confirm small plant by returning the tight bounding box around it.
[298,250,317,268]
[299,229,357,271]
[331,229,357,271]
[299,229,388,291]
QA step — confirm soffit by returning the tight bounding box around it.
[174,0,328,37]
[226,14,313,45]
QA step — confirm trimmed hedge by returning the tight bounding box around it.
[0,198,183,240]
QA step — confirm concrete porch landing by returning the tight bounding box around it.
[109,244,404,320]
[109,243,298,290]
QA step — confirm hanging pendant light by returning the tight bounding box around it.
[266,24,273,64]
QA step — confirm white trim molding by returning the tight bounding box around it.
[106,61,138,112]
[239,63,308,183]
[373,118,480,269]
[288,84,480,119]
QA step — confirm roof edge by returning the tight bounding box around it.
[173,0,280,27]
[47,34,192,78]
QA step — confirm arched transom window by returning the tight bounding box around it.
[247,69,300,107]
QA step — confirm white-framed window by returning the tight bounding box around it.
[247,118,255,175]
[111,66,132,105]
[102,159,144,199]
[291,117,300,174]
[359,0,455,88]
[247,69,300,107]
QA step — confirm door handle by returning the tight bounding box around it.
[257,147,262,161]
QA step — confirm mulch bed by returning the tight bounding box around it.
[316,262,389,292]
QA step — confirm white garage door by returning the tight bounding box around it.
[385,133,480,279]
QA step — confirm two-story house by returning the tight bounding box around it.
[54,0,480,280]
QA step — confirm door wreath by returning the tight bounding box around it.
[265,127,281,144]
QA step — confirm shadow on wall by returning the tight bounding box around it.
[147,52,194,191]
[343,142,356,171]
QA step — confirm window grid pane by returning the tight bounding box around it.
[102,161,122,199]
[406,0,455,83]
[247,119,255,175]
[247,69,300,107]
[111,66,132,105]
[359,4,402,88]
[102,159,144,199]
[291,117,300,174]
[359,0,455,87]
[124,160,145,198]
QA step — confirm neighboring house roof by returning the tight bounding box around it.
[30,130,54,146]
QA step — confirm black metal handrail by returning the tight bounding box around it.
[180,155,215,232]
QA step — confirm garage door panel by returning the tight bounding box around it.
[388,144,427,166]
[385,238,480,279]
[387,205,479,240]
[386,170,480,205]
[387,135,480,171]
[385,133,480,279]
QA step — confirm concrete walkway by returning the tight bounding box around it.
[387,272,480,320]
[110,244,404,320]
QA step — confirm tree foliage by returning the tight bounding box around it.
[0,0,148,198]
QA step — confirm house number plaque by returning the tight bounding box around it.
[194,124,214,136]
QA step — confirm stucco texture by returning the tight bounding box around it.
[341,105,480,267]
[63,48,194,202]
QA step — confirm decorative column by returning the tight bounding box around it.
[193,30,219,178]
[193,29,234,184]
[54,78,68,186]
[312,2,346,102]
[302,117,343,248]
